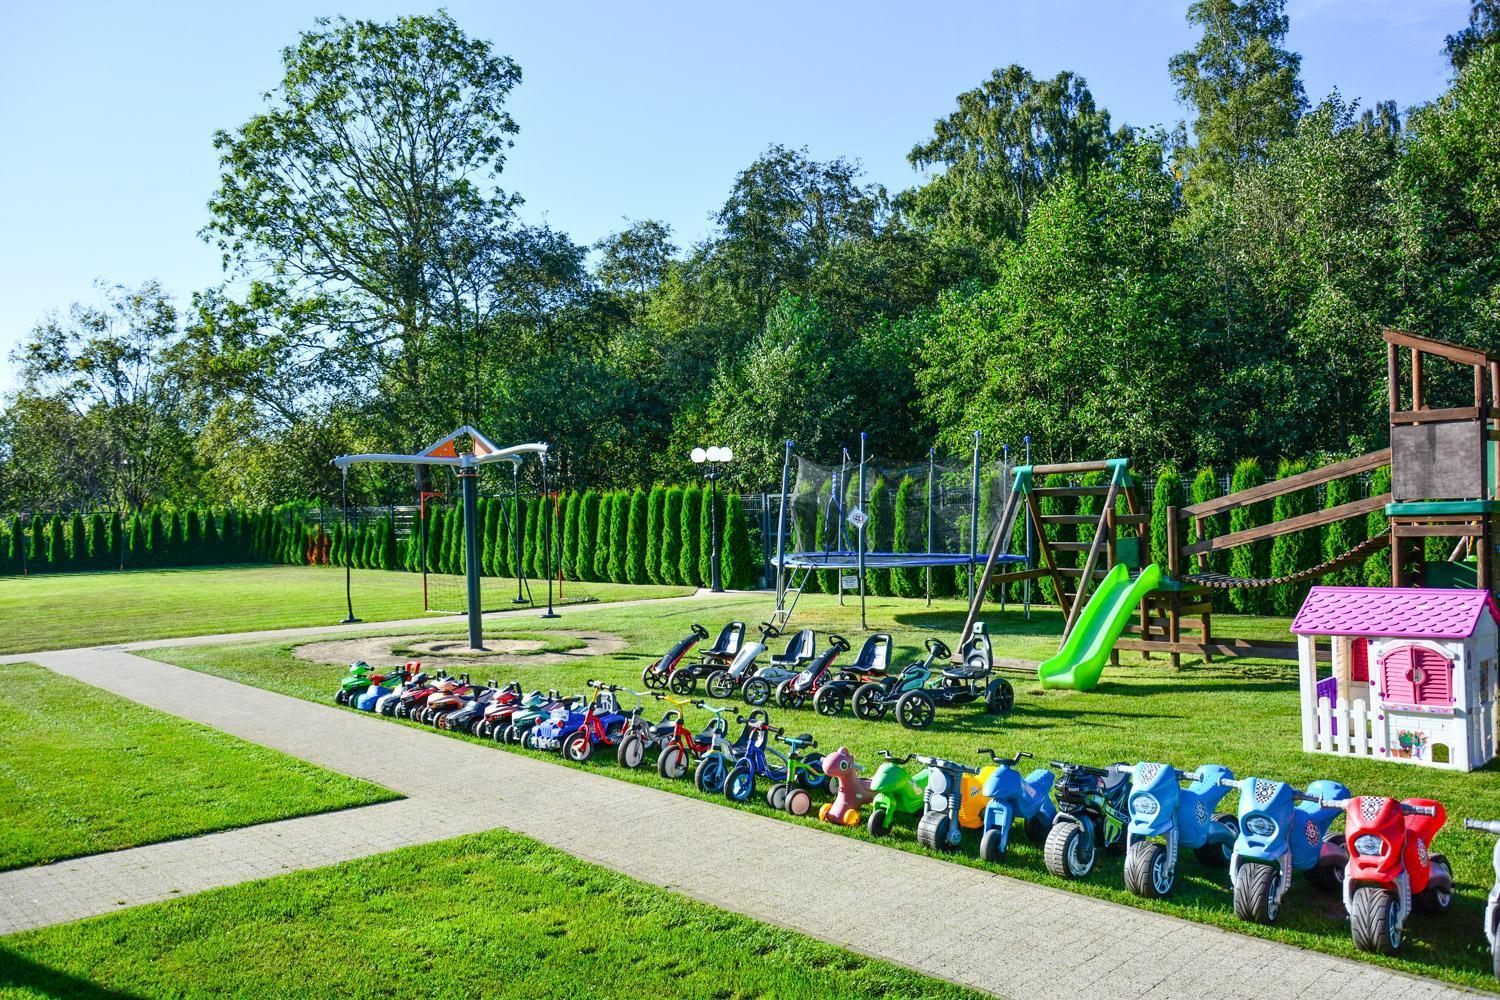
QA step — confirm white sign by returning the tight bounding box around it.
[847,507,868,530]
[840,574,860,589]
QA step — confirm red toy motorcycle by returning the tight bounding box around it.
[1327,794,1453,954]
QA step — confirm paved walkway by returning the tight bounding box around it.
[2,639,1485,999]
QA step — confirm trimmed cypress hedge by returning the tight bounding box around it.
[866,478,890,596]
[891,476,919,598]
[626,488,648,584]
[697,485,718,589]
[722,493,755,589]
[679,484,702,588]
[1227,459,1269,613]
[607,491,629,584]
[659,487,682,586]
[1268,459,1313,615]
[578,490,600,582]
[645,486,664,585]
[1149,467,1184,569]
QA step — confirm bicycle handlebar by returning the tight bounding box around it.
[977,748,1031,765]
[878,749,913,764]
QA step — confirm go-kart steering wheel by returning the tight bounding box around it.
[692,624,710,640]
[759,621,781,638]
[925,637,951,659]
[827,634,851,652]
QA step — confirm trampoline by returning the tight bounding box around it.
[773,551,1023,570]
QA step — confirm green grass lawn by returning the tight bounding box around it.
[150,592,1500,989]
[0,565,694,655]
[0,827,979,1000]
[0,662,398,871]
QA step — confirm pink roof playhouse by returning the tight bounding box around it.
[1292,587,1500,771]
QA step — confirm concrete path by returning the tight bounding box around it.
[2,644,1485,999]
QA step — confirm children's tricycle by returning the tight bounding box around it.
[865,750,929,837]
[850,638,946,721]
[772,634,850,709]
[692,709,767,792]
[739,629,816,705]
[1224,776,1349,924]
[1327,794,1452,954]
[1043,758,1131,879]
[891,623,1013,729]
[1464,818,1500,979]
[1121,762,1237,897]
[809,634,892,716]
[976,749,1056,862]
[642,624,710,691]
[719,713,784,802]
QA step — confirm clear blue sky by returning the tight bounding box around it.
[0,0,1468,391]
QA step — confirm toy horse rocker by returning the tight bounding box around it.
[819,747,874,826]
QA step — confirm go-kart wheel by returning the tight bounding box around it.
[979,827,1005,863]
[867,808,892,838]
[784,788,812,817]
[742,677,771,706]
[616,733,645,768]
[796,758,827,792]
[563,732,593,763]
[775,681,803,710]
[1124,841,1173,898]
[985,678,1014,715]
[657,745,688,780]
[766,782,788,810]
[895,691,936,730]
[852,683,888,721]
[642,666,665,690]
[705,670,734,700]
[1350,886,1402,953]
[1194,813,1238,867]
[1233,862,1282,924]
[723,764,755,802]
[814,687,845,717]
[917,812,953,852]
[694,753,727,792]
[1023,813,1051,844]
[1045,822,1096,879]
[668,670,696,695]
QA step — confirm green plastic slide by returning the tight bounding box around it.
[1037,562,1163,691]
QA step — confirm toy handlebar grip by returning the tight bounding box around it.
[1402,803,1437,817]
[1216,777,1238,789]
[1465,819,1500,835]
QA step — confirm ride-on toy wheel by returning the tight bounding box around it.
[1194,813,1238,867]
[705,670,734,700]
[796,759,827,792]
[1124,841,1174,897]
[642,666,666,690]
[984,678,1014,715]
[693,753,727,792]
[916,812,953,852]
[784,788,812,816]
[742,677,771,706]
[1350,886,1401,954]
[979,828,1006,863]
[813,687,845,717]
[766,783,789,810]
[867,808,893,837]
[895,691,936,730]
[1306,833,1344,891]
[616,733,646,768]
[1418,856,1454,913]
[563,732,593,763]
[1023,813,1051,844]
[775,681,805,710]
[852,683,888,720]
[724,764,755,802]
[1044,822,1096,879]
[1232,863,1282,924]
[658,746,688,780]
[668,671,696,695]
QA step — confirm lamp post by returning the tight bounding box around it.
[691,445,733,592]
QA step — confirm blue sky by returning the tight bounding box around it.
[0,0,1468,390]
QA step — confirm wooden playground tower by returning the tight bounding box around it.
[961,328,1500,667]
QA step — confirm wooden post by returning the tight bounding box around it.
[1412,348,1424,411]
[1026,491,1071,620]
[1063,477,1121,637]
[1388,342,1401,413]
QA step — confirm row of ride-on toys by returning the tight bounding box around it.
[639,620,1015,728]
[333,655,1485,961]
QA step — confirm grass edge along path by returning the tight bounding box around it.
[0,661,398,871]
[0,828,982,1000]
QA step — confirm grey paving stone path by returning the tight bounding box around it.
[1,638,1489,999]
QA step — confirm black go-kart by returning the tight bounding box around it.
[887,622,1014,729]
[809,633,893,716]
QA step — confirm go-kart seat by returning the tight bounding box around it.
[848,633,892,676]
[702,622,746,661]
[770,629,816,668]
[942,658,991,681]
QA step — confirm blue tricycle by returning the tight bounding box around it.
[976,749,1056,862]
[1122,762,1239,898]
[1223,776,1350,924]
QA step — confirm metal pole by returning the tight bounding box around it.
[541,450,559,618]
[460,460,484,648]
[341,467,360,624]
[1023,435,1032,620]
[1000,443,1009,612]
[857,432,867,630]
[926,448,935,607]
[775,440,793,610]
[968,430,981,605]
[512,462,526,603]
[709,465,723,592]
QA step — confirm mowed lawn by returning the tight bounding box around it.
[152,592,1500,989]
[0,565,694,654]
[0,828,980,1000]
[0,662,397,870]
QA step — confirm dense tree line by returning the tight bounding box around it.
[4,2,1499,521]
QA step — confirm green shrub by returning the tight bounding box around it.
[127,514,145,567]
[1322,476,1366,587]
[722,493,756,589]
[891,476,919,598]
[866,478,890,596]
[424,509,444,573]
[1268,459,1313,614]
[1188,467,1225,575]
[86,513,106,568]
[1150,467,1184,570]
[625,489,648,584]
[535,495,555,579]
[66,513,85,569]
[608,491,629,583]
[679,484,703,588]
[576,490,599,582]
[1227,459,1269,613]
[659,487,682,585]
[698,485,719,588]
[592,493,612,581]
[555,493,574,579]
[645,486,665,585]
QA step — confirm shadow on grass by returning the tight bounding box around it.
[0,948,145,999]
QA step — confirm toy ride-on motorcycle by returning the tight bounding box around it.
[657,622,746,694]
[1223,776,1349,924]
[1464,818,1500,980]
[891,622,1014,729]
[642,624,710,692]
[772,634,851,710]
[1043,758,1131,879]
[739,629,816,706]
[864,750,930,837]
[881,752,985,852]
[1121,762,1237,897]
[1326,793,1452,954]
[976,749,1056,862]
[810,633,892,716]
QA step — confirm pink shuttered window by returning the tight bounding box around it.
[1378,644,1453,707]
[1352,639,1369,683]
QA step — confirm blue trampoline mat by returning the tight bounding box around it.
[772,551,1026,570]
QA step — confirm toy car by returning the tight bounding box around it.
[849,638,949,721]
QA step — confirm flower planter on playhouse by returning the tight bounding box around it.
[1292,587,1500,771]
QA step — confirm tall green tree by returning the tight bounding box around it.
[1321,476,1365,587]
[679,484,703,587]
[659,487,683,586]
[625,488,649,584]
[644,485,665,584]
[721,493,756,590]
[607,491,629,584]
[1150,467,1185,569]
[1267,458,1311,614]
[1226,459,1270,612]
[592,492,613,582]
[577,490,600,582]
[1364,466,1394,587]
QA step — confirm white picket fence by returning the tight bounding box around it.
[1314,696,1379,759]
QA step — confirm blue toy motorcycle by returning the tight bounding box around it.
[976,749,1056,862]
[1223,776,1350,924]
[1122,762,1238,898]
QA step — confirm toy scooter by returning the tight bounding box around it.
[1464,818,1500,980]
[704,623,775,699]
[865,750,929,837]
[1223,776,1349,924]
[1044,759,1131,878]
[976,749,1056,862]
[739,629,816,705]
[1121,762,1237,896]
[1326,794,1452,954]
[642,624,710,691]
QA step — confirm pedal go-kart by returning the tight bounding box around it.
[865,749,930,837]
[655,622,746,694]
[771,634,851,709]
[849,637,949,722]
[889,622,1014,729]
[704,623,776,699]
[809,633,893,716]
[1122,762,1238,898]
[1043,758,1131,879]
[739,629,816,706]
[1327,793,1452,954]
[1223,775,1349,924]
[976,749,1056,862]
[641,624,710,692]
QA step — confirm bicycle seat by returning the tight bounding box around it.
[651,723,677,738]
[786,732,815,747]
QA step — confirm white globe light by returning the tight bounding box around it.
[721,447,733,462]
[690,447,707,464]
[706,446,724,462]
